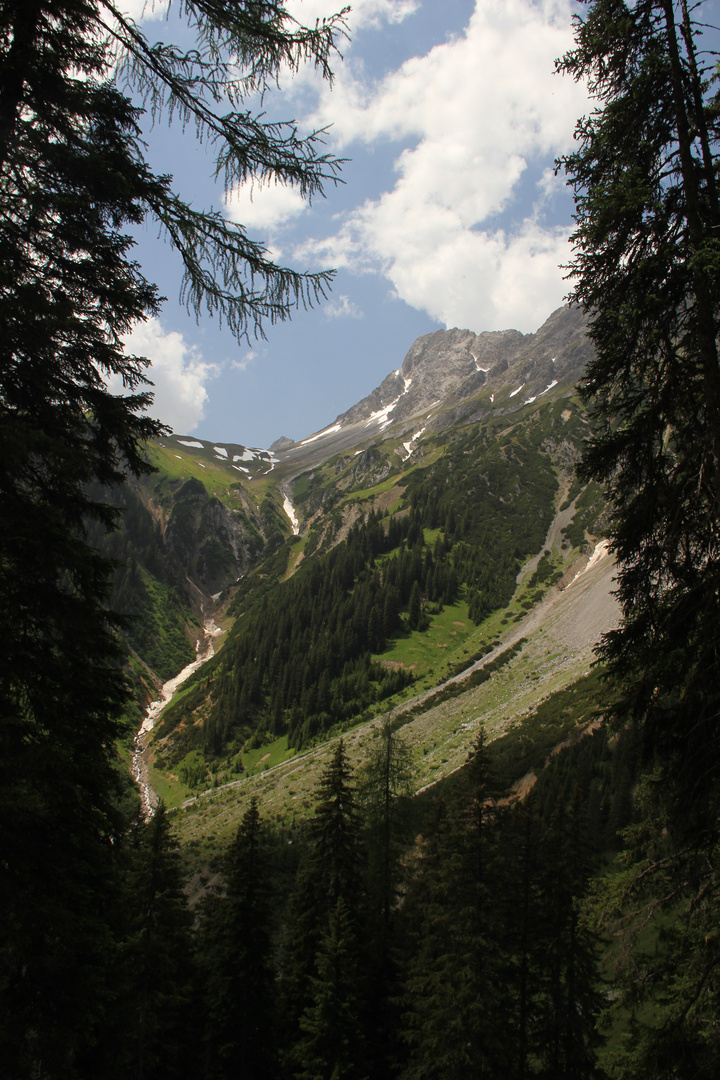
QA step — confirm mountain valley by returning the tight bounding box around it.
[7,3,720,1073]
[113,303,617,848]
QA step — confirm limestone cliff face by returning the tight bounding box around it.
[334,305,590,431]
[273,305,592,474]
[163,478,262,596]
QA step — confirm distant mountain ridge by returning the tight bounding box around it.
[158,305,591,479]
[335,304,590,428]
[112,303,596,702]
[272,304,591,472]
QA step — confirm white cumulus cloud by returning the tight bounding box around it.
[285,0,418,32]
[324,294,364,319]
[116,0,168,22]
[224,180,308,230]
[118,318,218,434]
[293,0,590,332]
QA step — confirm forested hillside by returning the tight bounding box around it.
[146,393,596,794]
[50,675,639,1080]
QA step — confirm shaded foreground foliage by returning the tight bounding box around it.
[0,0,346,1072]
[560,0,720,840]
[0,707,637,1080]
[557,1,720,1074]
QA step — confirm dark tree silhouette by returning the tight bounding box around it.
[0,2,345,1071]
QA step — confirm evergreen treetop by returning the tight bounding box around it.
[0,2,346,1072]
[558,0,720,834]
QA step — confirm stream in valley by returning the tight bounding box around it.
[131,608,224,819]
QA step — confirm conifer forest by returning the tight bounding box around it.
[2,2,720,1078]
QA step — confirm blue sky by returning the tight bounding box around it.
[119,0,593,447]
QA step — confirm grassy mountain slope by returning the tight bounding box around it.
[173,536,617,861]
[91,437,294,702]
[137,383,613,842]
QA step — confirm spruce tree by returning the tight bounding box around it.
[359,719,414,1077]
[77,804,197,1080]
[294,896,367,1080]
[400,731,509,1079]
[201,797,276,1080]
[498,801,544,1080]
[360,718,414,932]
[557,0,720,835]
[0,2,346,1070]
[408,580,424,631]
[534,792,602,1080]
[306,739,365,911]
[282,741,368,1077]
[399,809,464,1080]
[114,804,196,1080]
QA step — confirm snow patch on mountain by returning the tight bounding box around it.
[299,423,342,446]
[568,540,611,589]
[283,495,299,535]
[364,375,414,430]
[401,425,426,459]
[365,403,397,428]
[178,439,203,448]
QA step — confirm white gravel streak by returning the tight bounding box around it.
[131,613,224,819]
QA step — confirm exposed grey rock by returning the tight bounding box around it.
[274,305,591,476]
[337,447,393,490]
[163,478,261,595]
[270,435,295,451]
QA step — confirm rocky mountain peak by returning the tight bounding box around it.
[270,435,295,452]
[255,305,591,473]
[332,305,589,433]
